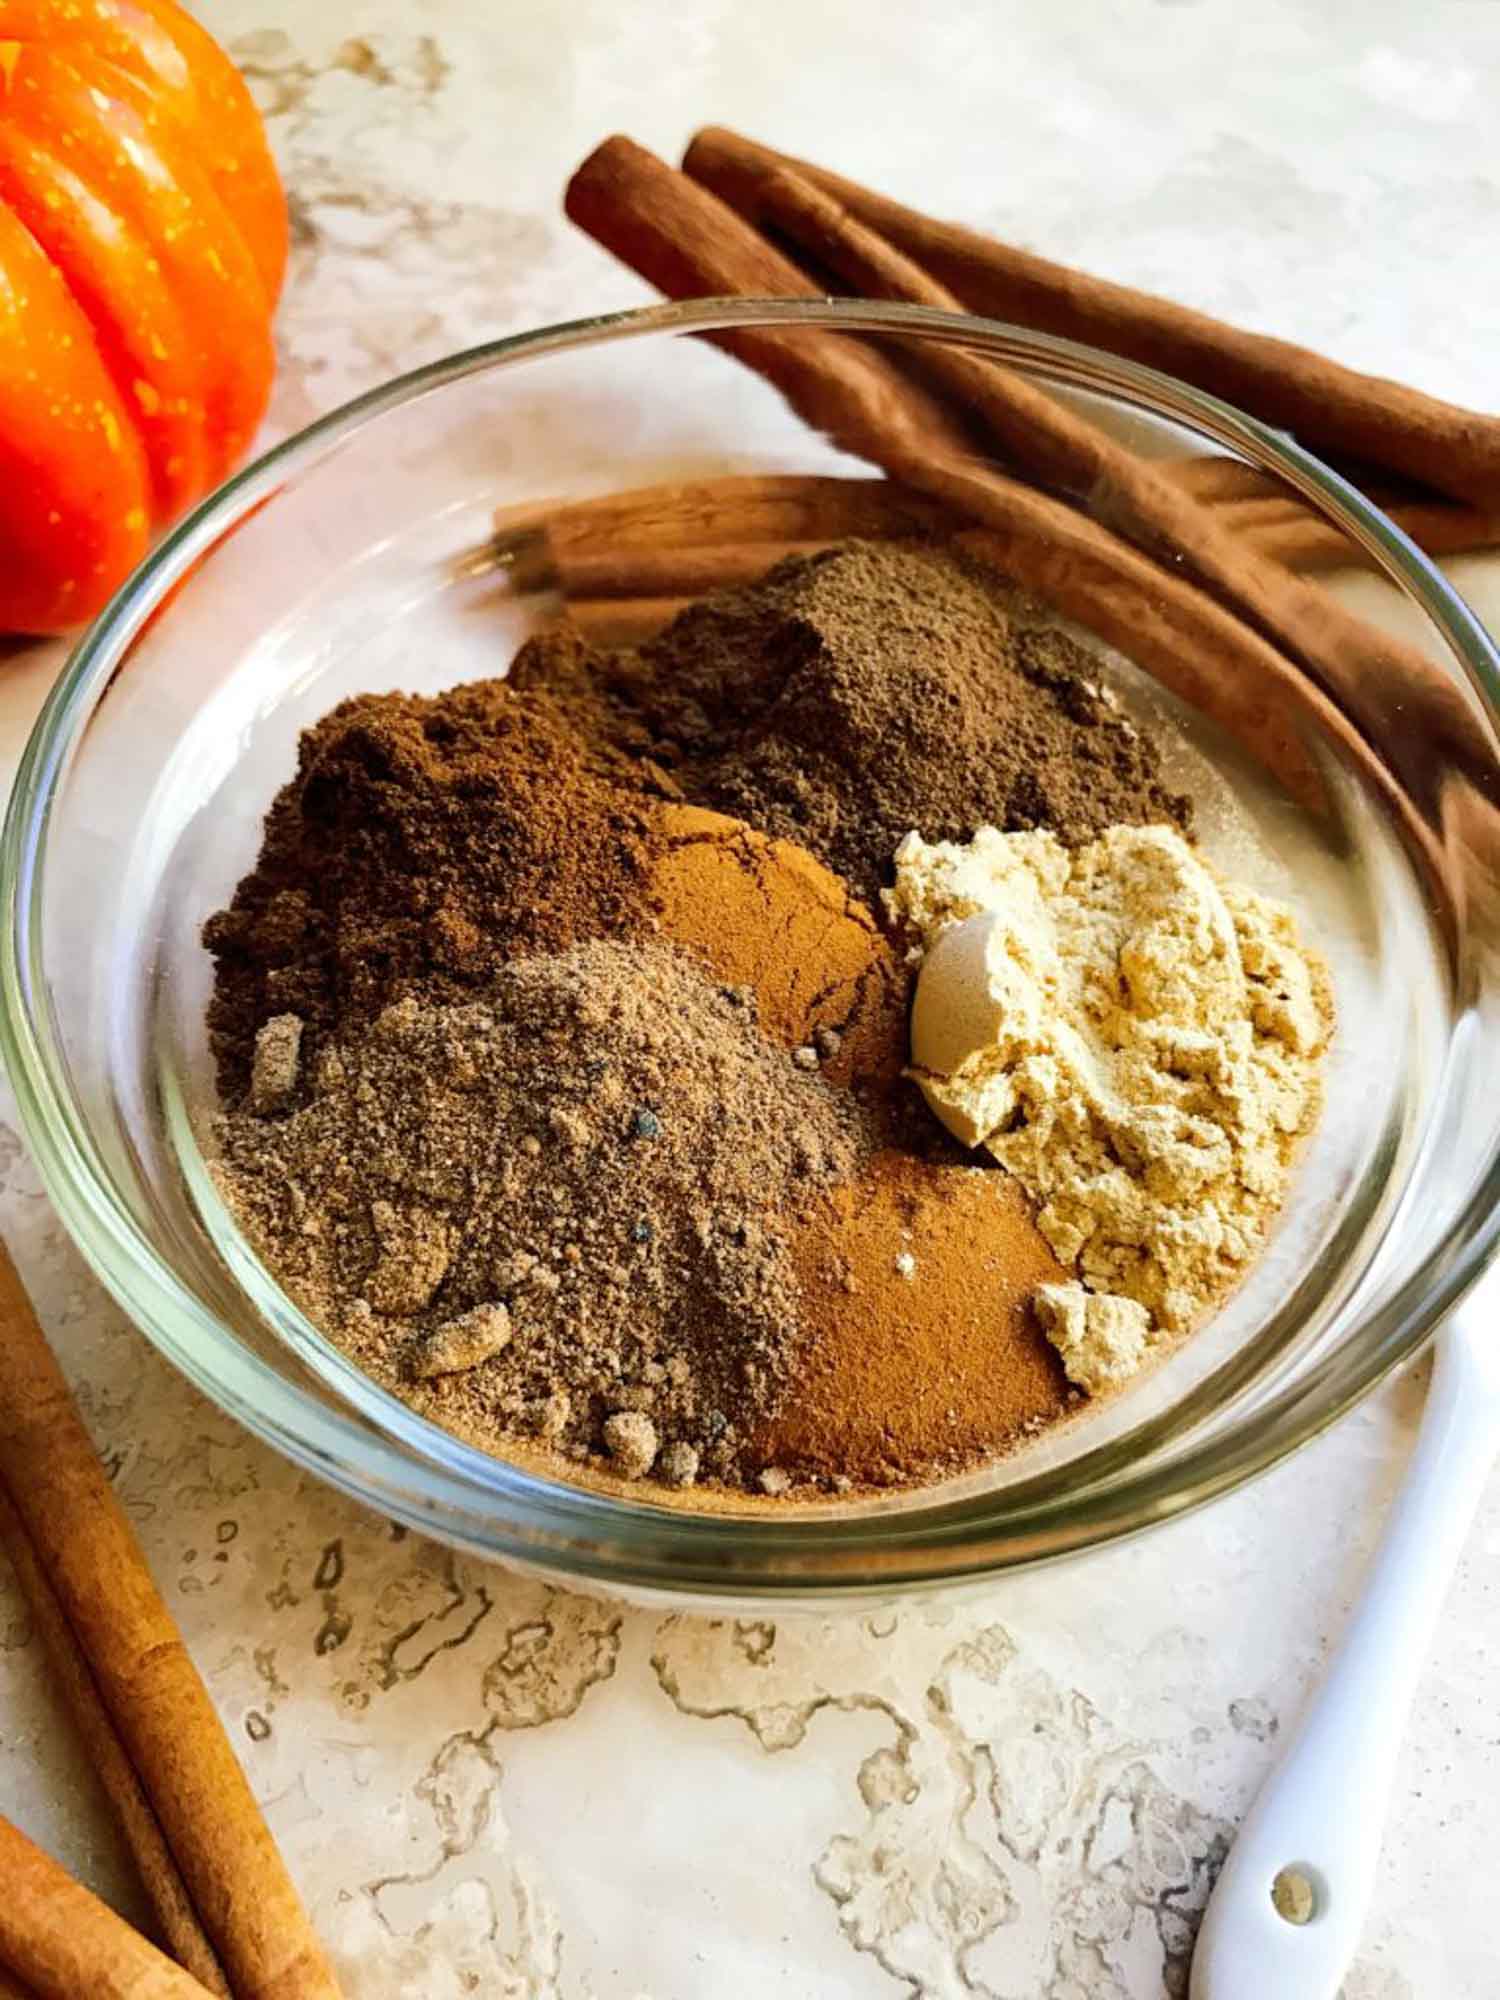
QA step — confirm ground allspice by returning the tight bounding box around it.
[213,939,873,1489]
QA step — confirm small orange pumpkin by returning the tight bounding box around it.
[0,0,286,634]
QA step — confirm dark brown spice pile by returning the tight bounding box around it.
[511,538,1192,905]
[203,681,655,1102]
[213,939,870,1488]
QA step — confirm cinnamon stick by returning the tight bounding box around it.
[537,539,823,599]
[566,595,693,646]
[493,472,949,560]
[0,1487,228,1996]
[1167,457,1296,506]
[563,139,1441,853]
[0,1240,341,2000]
[561,140,979,476]
[0,1815,219,2000]
[564,502,1446,652]
[735,173,1498,570]
[1165,457,1416,511]
[1166,455,1500,551]
[521,503,1495,603]
[1215,492,1500,569]
[692,161,1493,813]
[491,469,1495,597]
[684,126,1500,510]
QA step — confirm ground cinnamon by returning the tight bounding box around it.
[684,126,1500,510]
[753,1151,1072,1487]
[646,803,909,1088]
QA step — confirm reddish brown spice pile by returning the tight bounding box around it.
[753,1150,1074,1487]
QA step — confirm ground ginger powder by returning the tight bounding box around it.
[888,824,1333,1379]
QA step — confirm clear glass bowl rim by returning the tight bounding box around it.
[4,296,1500,1599]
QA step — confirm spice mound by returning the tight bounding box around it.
[751,1150,1071,1488]
[890,823,1333,1381]
[513,538,1192,904]
[647,803,909,1086]
[213,938,869,1488]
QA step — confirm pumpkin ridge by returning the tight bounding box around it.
[1,41,272,492]
[80,44,279,321]
[0,205,151,631]
[132,0,288,301]
[0,0,282,632]
[0,121,209,513]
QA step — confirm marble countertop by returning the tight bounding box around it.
[3,4,1499,1994]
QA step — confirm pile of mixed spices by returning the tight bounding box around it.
[206,538,1328,1499]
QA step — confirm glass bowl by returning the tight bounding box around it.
[4,300,1499,1607]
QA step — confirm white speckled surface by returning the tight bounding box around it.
[2,5,1499,1994]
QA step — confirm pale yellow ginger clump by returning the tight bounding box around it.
[887,823,1332,1388]
[1033,1283,1152,1395]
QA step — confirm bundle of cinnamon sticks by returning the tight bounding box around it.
[0,1240,342,2000]
[508,128,1500,864]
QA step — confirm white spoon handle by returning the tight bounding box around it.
[1191,1278,1500,2000]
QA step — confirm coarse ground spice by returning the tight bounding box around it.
[213,938,873,1490]
[751,1150,1074,1487]
[512,538,1193,907]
